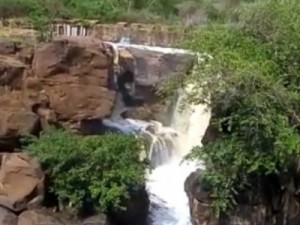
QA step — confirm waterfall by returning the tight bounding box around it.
[145,87,210,225]
[102,40,211,225]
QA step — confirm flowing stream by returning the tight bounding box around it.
[103,40,211,225]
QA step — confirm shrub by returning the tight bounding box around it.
[24,127,147,213]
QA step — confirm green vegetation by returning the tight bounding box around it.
[160,0,300,216]
[3,0,298,220]
[24,127,147,213]
[0,0,252,24]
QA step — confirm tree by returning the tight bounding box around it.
[24,127,147,214]
[161,0,300,216]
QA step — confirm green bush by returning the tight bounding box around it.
[161,0,300,217]
[0,0,253,24]
[24,127,147,213]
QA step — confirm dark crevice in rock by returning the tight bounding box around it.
[79,119,120,135]
[117,70,144,107]
[42,174,59,208]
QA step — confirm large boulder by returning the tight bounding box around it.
[0,40,34,64]
[118,46,194,86]
[0,42,37,151]
[0,91,40,151]
[0,37,117,149]
[184,171,218,225]
[0,153,44,212]
[117,45,195,124]
[30,37,116,131]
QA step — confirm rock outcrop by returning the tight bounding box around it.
[0,206,18,225]
[117,45,195,124]
[30,37,116,130]
[118,46,194,86]
[0,153,44,212]
[0,37,116,150]
[0,36,197,225]
[0,37,195,146]
[185,170,300,225]
[18,209,65,225]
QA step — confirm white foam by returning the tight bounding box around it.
[103,40,211,225]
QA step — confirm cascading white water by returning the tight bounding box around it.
[102,40,211,225]
[146,90,210,225]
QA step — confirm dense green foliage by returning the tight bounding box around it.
[0,0,251,24]
[161,0,300,216]
[24,127,147,213]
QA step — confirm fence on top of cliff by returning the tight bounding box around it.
[0,19,189,47]
[52,20,189,47]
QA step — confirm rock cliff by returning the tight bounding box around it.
[0,37,116,150]
[0,36,195,225]
[0,37,194,149]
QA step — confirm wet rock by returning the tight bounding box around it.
[0,153,44,212]
[18,209,64,225]
[0,206,18,225]
[117,45,195,123]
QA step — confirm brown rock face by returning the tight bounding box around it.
[0,40,34,64]
[119,46,194,86]
[0,153,44,212]
[82,214,111,225]
[185,171,218,225]
[0,41,16,55]
[0,206,18,225]
[0,37,116,149]
[117,45,194,123]
[30,37,116,129]
[18,209,64,225]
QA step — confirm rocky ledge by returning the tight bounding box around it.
[0,37,194,149]
[0,37,117,150]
